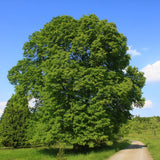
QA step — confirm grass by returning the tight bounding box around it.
[145,138,160,160]
[126,132,160,160]
[0,140,130,160]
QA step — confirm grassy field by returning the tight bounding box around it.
[126,133,160,160]
[119,116,160,160]
[0,141,130,160]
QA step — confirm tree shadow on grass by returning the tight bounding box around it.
[37,140,130,157]
[107,140,130,152]
[38,148,58,157]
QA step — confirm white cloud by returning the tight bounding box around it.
[143,100,152,108]
[127,46,141,56]
[132,100,152,109]
[0,99,38,117]
[0,102,7,117]
[28,98,36,108]
[0,109,4,117]
[0,102,7,108]
[142,61,160,82]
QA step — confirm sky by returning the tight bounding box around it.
[0,0,160,117]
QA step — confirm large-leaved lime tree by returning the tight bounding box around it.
[8,14,145,148]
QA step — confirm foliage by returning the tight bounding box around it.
[118,123,130,140]
[0,92,30,148]
[7,14,145,147]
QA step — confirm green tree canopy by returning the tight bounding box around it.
[7,14,145,147]
[0,92,30,148]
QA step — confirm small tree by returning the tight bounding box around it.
[0,92,30,148]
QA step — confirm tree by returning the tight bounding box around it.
[118,123,130,141]
[7,14,145,148]
[0,92,30,148]
[150,116,160,137]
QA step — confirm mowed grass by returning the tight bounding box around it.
[126,132,160,160]
[0,141,130,160]
[0,147,56,160]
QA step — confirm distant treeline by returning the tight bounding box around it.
[119,116,160,139]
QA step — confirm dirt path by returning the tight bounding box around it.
[107,140,153,160]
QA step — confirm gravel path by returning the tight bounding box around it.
[107,140,153,160]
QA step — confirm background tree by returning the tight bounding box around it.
[118,123,130,141]
[149,116,160,137]
[7,14,146,148]
[0,91,30,148]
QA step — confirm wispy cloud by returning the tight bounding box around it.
[127,46,141,56]
[142,60,160,82]
[141,48,148,51]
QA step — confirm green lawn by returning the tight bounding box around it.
[145,138,160,160]
[0,141,130,160]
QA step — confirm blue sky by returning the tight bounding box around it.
[0,0,160,117]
